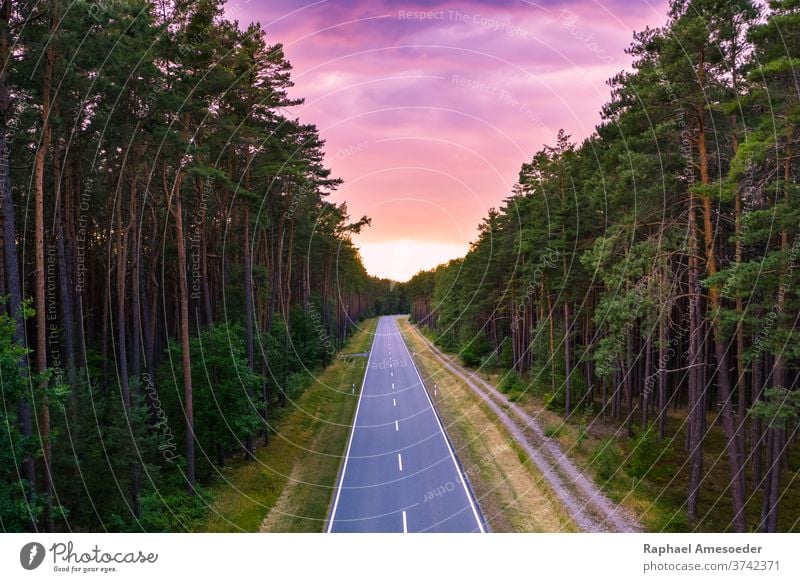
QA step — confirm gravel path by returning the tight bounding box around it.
[406,324,642,533]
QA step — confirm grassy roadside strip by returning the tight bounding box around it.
[398,317,579,532]
[195,318,377,532]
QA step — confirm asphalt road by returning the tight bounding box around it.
[327,316,485,533]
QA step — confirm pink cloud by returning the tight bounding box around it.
[228,0,669,279]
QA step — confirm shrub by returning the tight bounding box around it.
[481,351,500,370]
[577,425,589,446]
[498,372,527,402]
[591,438,622,483]
[458,331,492,367]
[661,510,689,533]
[115,487,213,532]
[626,424,664,480]
[499,339,513,369]
[544,425,562,438]
[544,369,587,412]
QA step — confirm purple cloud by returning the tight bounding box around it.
[228,0,668,280]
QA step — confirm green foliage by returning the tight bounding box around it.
[159,323,264,479]
[458,330,492,367]
[499,339,513,369]
[750,388,800,428]
[498,371,527,402]
[50,372,166,531]
[591,438,622,483]
[115,487,213,533]
[626,425,666,480]
[577,425,589,446]
[549,371,587,412]
[544,425,562,438]
[0,312,40,529]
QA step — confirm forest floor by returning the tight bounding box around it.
[194,318,377,532]
[399,318,582,532]
[406,320,800,532]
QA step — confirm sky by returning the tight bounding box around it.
[227,0,669,281]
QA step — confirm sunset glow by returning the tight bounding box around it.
[228,0,669,279]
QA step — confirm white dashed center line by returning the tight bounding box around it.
[395,420,399,431]
[402,510,408,533]
[398,453,403,471]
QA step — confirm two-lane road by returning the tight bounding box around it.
[327,316,485,533]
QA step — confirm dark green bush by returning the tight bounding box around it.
[458,331,492,367]
[498,371,528,402]
[591,438,622,483]
[626,424,665,480]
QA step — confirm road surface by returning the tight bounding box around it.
[327,316,485,533]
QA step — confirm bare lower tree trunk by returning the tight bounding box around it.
[243,205,255,461]
[547,291,555,395]
[687,197,703,521]
[563,301,572,417]
[200,238,213,326]
[751,355,764,489]
[658,318,667,439]
[624,335,633,438]
[33,0,58,530]
[170,170,195,493]
[642,336,651,429]
[760,425,783,533]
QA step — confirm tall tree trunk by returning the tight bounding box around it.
[200,237,213,326]
[0,0,36,523]
[52,145,76,388]
[547,290,555,394]
[732,132,748,491]
[697,95,747,532]
[170,169,194,493]
[563,301,572,417]
[33,0,59,531]
[243,205,255,461]
[116,169,140,516]
[761,424,783,533]
[751,355,764,489]
[642,336,651,429]
[115,182,131,411]
[687,194,703,521]
[624,333,633,437]
[130,175,142,381]
[658,318,667,440]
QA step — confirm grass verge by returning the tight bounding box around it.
[194,318,376,532]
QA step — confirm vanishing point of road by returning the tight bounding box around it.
[327,316,485,533]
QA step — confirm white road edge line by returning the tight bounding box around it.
[398,453,403,471]
[394,318,486,533]
[402,510,408,533]
[326,319,378,533]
